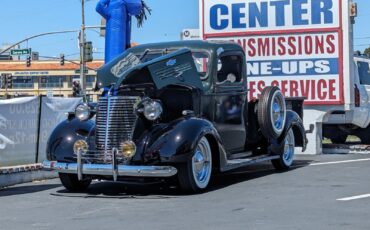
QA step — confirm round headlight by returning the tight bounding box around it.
[120,141,136,158]
[73,140,89,155]
[75,104,91,121]
[143,100,163,121]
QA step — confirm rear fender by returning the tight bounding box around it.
[270,110,307,153]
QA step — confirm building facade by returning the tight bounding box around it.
[0,60,104,101]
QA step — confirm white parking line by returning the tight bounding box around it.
[309,158,370,166]
[337,194,370,201]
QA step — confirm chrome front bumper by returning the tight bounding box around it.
[42,160,178,180]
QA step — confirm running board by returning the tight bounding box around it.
[221,154,279,172]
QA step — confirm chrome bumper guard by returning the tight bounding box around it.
[42,160,178,180]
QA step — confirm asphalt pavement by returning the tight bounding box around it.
[1,154,370,230]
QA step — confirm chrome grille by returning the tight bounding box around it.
[95,96,140,152]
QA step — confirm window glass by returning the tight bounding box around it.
[217,55,243,84]
[192,52,209,80]
[40,76,65,88]
[12,76,34,89]
[69,75,96,88]
[358,61,370,85]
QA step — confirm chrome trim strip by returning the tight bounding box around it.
[77,150,83,180]
[112,148,118,181]
[43,160,178,178]
[104,95,111,154]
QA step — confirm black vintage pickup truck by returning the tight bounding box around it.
[44,40,307,193]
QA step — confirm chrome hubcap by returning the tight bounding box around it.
[192,137,212,189]
[270,91,286,136]
[282,130,295,166]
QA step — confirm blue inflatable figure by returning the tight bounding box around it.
[96,0,150,63]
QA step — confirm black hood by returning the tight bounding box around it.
[96,48,204,90]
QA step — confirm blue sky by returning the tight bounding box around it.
[0,0,199,60]
[353,0,370,51]
[0,0,369,60]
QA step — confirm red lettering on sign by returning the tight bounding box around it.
[326,35,335,54]
[271,80,279,87]
[318,79,328,100]
[290,81,299,97]
[249,81,256,99]
[258,38,270,56]
[248,79,338,103]
[257,81,265,98]
[328,79,336,99]
[311,80,316,100]
[278,37,286,56]
[247,39,256,57]
[315,35,325,54]
[281,80,288,95]
[287,37,296,55]
[305,36,313,55]
[271,37,276,56]
[300,80,310,99]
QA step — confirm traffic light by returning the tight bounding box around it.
[26,55,31,67]
[60,54,65,66]
[6,74,12,89]
[32,52,39,61]
[72,81,81,97]
[84,41,93,62]
[0,74,5,89]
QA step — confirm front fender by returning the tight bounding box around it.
[46,118,95,162]
[271,110,307,153]
[140,117,221,164]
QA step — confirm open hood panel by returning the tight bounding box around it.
[97,49,204,90]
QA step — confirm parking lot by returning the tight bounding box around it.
[1,154,370,230]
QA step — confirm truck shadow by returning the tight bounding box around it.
[53,160,312,198]
[0,183,61,197]
[207,159,311,193]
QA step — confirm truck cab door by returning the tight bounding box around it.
[213,52,247,153]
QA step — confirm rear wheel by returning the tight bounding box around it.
[59,173,91,192]
[178,137,212,193]
[271,129,295,170]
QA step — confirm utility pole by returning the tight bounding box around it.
[79,0,87,99]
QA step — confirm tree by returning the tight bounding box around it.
[364,47,370,57]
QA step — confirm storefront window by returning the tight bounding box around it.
[68,75,96,88]
[12,76,35,89]
[39,76,65,88]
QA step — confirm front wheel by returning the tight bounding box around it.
[271,129,295,170]
[178,137,212,193]
[59,173,92,192]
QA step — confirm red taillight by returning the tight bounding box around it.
[355,84,360,107]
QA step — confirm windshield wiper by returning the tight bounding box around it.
[139,49,151,61]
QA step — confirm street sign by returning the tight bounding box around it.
[10,48,31,56]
